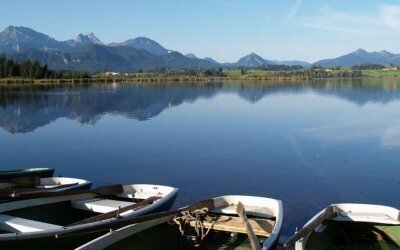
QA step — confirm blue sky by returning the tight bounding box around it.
[1,0,400,62]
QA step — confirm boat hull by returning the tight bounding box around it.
[37,177,92,192]
[0,168,54,181]
[0,177,93,202]
[0,232,103,250]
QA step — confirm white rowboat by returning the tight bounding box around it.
[77,195,283,250]
[285,203,400,249]
[0,176,92,201]
[0,184,178,249]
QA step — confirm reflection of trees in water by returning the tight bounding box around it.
[0,83,223,133]
[0,80,400,134]
[237,79,400,105]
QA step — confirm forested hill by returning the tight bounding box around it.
[0,56,90,79]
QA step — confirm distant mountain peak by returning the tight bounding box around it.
[4,25,28,32]
[236,52,275,67]
[0,25,62,53]
[354,48,368,54]
[204,57,220,65]
[134,37,153,42]
[4,25,16,32]
[185,53,198,59]
[108,37,168,55]
[2,25,49,38]
[378,50,392,56]
[74,33,103,45]
[245,52,264,59]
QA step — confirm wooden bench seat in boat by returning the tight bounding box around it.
[132,192,159,200]
[185,215,275,237]
[0,214,60,233]
[212,205,275,218]
[71,198,135,214]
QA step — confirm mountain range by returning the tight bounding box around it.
[0,26,216,71]
[313,49,400,67]
[1,25,400,72]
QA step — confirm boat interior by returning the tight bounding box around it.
[188,204,277,237]
[0,186,166,235]
[306,220,400,249]
[106,214,273,250]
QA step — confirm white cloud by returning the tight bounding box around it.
[300,6,380,35]
[302,122,382,145]
[302,120,400,149]
[380,5,400,31]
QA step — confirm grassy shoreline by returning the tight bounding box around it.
[0,75,358,84]
[0,69,398,85]
[0,76,343,85]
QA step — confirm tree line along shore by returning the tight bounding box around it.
[1,56,399,84]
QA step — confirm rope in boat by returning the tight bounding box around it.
[173,207,216,247]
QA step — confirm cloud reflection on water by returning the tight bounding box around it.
[381,122,400,148]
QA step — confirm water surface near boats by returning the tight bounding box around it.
[1,79,400,236]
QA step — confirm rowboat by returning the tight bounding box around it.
[0,183,178,249]
[0,168,54,180]
[76,195,283,250]
[0,176,92,201]
[283,203,400,249]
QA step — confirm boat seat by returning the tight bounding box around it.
[212,205,275,218]
[119,192,160,200]
[71,198,135,214]
[132,192,159,200]
[175,215,275,236]
[0,214,60,233]
[334,212,400,225]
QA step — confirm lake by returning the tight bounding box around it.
[0,78,400,237]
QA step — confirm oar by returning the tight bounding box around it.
[67,196,161,226]
[283,205,335,248]
[58,198,215,238]
[0,184,124,200]
[236,201,261,250]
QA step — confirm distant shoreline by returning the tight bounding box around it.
[0,76,349,84]
[0,69,398,85]
[0,76,364,84]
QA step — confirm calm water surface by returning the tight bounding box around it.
[1,79,400,236]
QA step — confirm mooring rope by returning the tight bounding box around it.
[173,207,216,247]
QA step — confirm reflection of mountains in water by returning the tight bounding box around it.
[1,80,400,134]
[0,83,223,134]
[236,79,400,104]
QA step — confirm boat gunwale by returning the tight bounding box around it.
[37,177,92,191]
[0,168,54,175]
